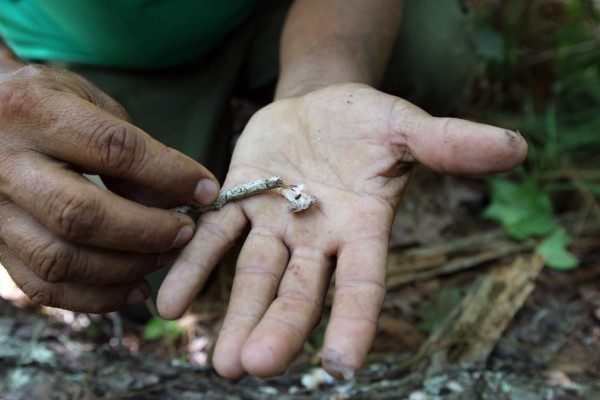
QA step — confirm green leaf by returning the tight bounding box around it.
[506,212,557,239]
[484,177,556,239]
[142,317,184,341]
[535,227,579,270]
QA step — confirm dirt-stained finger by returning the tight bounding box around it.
[158,205,247,320]
[0,154,195,253]
[390,98,529,176]
[321,237,388,380]
[0,246,150,313]
[239,245,331,378]
[39,92,219,204]
[212,227,290,379]
[0,79,219,206]
[0,200,174,284]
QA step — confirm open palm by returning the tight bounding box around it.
[157,84,527,379]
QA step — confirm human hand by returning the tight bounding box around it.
[0,65,220,313]
[157,83,527,379]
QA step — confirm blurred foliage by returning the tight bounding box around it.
[471,0,599,171]
[470,0,599,269]
[142,316,184,341]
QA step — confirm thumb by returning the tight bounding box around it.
[392,103,528,176]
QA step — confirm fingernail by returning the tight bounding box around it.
[505,129,524,147]
[172,225,194,249]
[320,348,355,380]
[126,287,147,305]
[194,179,220,205]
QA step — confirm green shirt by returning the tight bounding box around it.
[0,0,262,69]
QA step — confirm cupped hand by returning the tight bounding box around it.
[0,65,220,313]
[157,83,527,379]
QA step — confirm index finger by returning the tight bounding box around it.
[157,205,247,319]
[29,90,220,205]
[3,154,196,253]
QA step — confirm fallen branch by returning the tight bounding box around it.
[386,214,600,289]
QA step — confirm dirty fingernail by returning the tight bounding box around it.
[194,179,220,205]
[126,287,147,305]
[320,348,355,380]
[172,225,194,249]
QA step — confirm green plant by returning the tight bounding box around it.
[142,316,184,342]
[535,226,579,270]
[473,1,599,270]
[484,175,579,269]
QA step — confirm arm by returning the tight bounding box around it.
[158,0,527,380]
[275,0,403,99]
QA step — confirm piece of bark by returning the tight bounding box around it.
[413,254,545,375]
[386,231,533,288]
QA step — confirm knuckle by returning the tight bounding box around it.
[0,80,40,121]
[29,239,73,283]
[389,98,422,135]
[89,122,145,175]
[0,155,21,188]
[9,64,50,80]
[338,277,386,294]
[202,222,236,248]
[0,65,58,121]
[236,264,280,286]
[21,280,62,308]
[437,117,458,136]
[278,289,317,306]
[45,189,103,241]
[263,314,305,340]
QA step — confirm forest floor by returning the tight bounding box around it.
[1,167,599,399]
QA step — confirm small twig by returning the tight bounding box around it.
[172,176,317,216]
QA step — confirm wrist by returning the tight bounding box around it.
[275,78,338,100]
[275,64,371,100]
